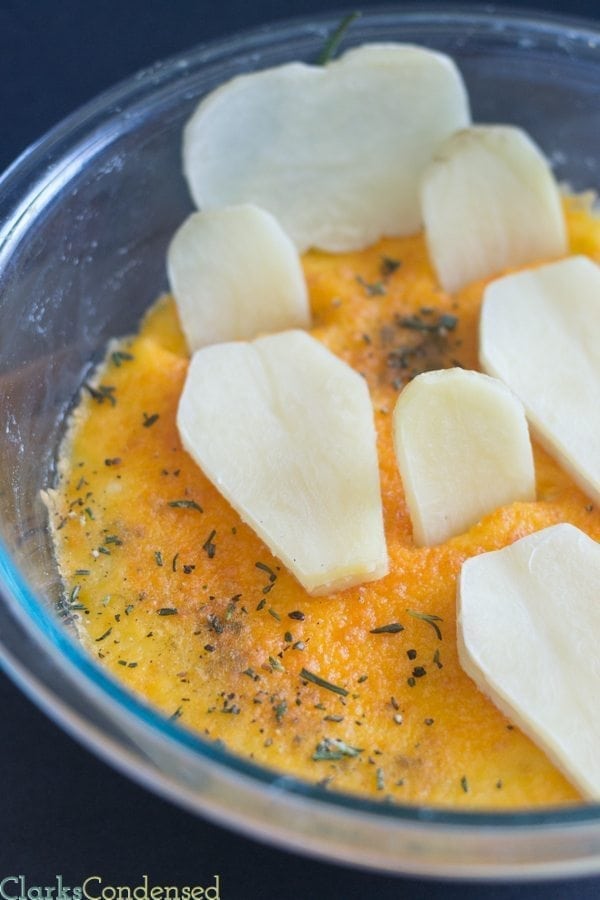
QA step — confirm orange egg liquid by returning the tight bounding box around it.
[47,197,600,809]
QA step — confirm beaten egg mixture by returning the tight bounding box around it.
[47,197,600,809]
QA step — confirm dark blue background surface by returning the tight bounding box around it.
[2,2,600,896]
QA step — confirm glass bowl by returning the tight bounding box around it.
[1,4,599,881]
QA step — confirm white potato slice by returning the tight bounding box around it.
[392,368,535,546]
[183,43,470,252]
[421,125,567,293]
[177,330,388,594]
[167,204,310,351]
[480,255,600,504]
[458,523,600,800]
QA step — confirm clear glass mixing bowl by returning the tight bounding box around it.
[1,4,599,880]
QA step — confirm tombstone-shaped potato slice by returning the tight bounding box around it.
[421,125,566,292]
[480,255,600,505]
[183,44,470,252]
[167,204,310,351]
[393,368,535,546]
[177,330,388,594]
[458,523,600,801]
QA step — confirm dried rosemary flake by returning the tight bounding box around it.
[315,10,361,65]
[142,412,159,428]
[406,608,444,640]
[111,350,134,367]
[300,667,348,697]
[207,613,224,634]
[157,607,178,616]
[255,561,277,582]
[380,256,401,277]
[84,383,117,406]
[356,275,386,296]
[312,737,363,761]
[370,622,404,634]
[274,700,287,723]
[168,499,203,512]
[202,529,217,558]
[95,627,112,642]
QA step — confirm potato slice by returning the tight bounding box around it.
[177,330,388,594]
[167,204,310,351]
[392,368,535,546]
[457,523,600,800]
[480,255,600,505]
[183,43,470,252]
[421,125,567,292]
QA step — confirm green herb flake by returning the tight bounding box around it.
[300,667,348,697]
[312,737,363,761]
[154,550,163,567]
[95,627,112,642]
[168,499,203,512]
[242,667,259,681]
[461,775,469,793]
[269,656,285,673]
[356,275,386,297]
[369,622,404,634]
[142,412,159,428]
[157,607,178,616]
[268,608,281,622]
[406,608,444,640]
[207,613,224,634]
[316,10,361,65]
[202,529,217,558]
[255,561,277,582]
[274,699,287,723]
[380,256,401,278]
[111,350,134,367]
[84,382,117,406]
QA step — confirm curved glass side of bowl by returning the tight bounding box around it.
[0,7,599,879]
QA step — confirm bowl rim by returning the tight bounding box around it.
[2,2,600,878]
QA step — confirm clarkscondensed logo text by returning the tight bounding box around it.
[0,876,221,900]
